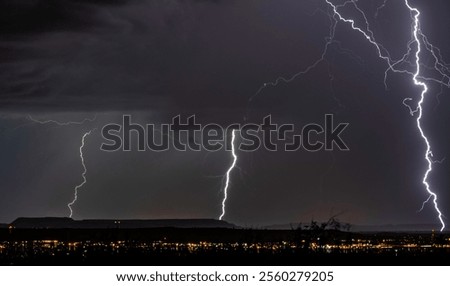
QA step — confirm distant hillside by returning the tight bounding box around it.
[10,217,236,229]
[8,218,440,232]
[11,217,73,229]
[263,222,441,232]
[351,224,442,233]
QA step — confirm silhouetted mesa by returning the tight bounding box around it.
[10,217,236,229]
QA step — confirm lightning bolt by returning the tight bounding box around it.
[26,114,97,218]
[327,0,445,231]
[324,0,447,231]
[250,0,448,230]
[404,1,445,231]
[28,114,97,126]
[219,129,238,221]
[68,130,93,218]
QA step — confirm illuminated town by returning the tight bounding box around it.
[1,228,449,265]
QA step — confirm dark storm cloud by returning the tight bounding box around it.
[0,0,328,118]
[0,0,130,36]
[0,0,219,112]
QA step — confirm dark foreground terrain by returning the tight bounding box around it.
[1,218,449,265]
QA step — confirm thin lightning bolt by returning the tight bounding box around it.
[219,129,238,221]
[68,130,93,218]
[375,0,388,19]
[249,8,338,104]
[26,114,97,218]
[250,0,448,230]
[418,195,432,213]
[28,114,97,126]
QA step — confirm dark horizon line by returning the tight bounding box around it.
[0,217,446,232]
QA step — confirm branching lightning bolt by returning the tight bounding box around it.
[68,130,92,218]
[219,129,238,221]
[250,0,449,230]
[324,0,446,231]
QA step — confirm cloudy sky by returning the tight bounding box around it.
[0,0,449,228]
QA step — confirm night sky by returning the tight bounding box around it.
[1,0,449,228]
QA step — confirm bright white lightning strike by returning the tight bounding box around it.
[68,130,92,218]
[252,0,447,230]
[219,129,238,221]
[324,0,446,231]
[404,1,445,231]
